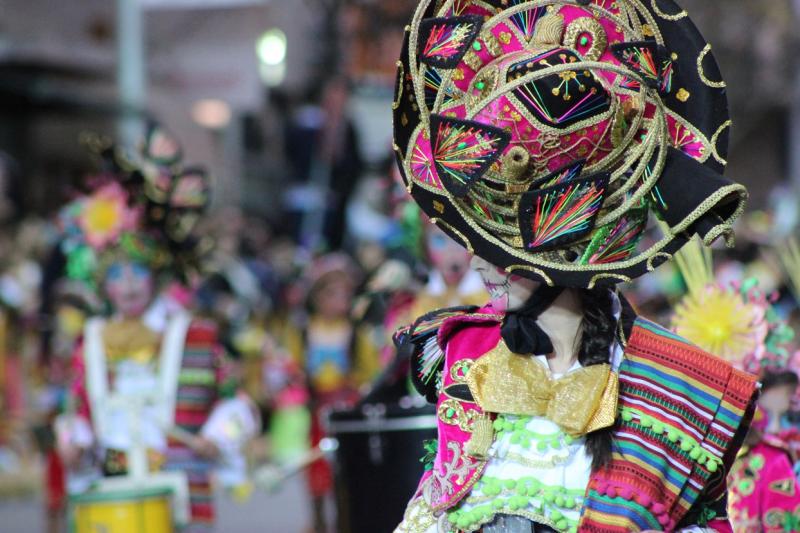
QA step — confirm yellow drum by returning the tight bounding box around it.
[70,487,173,533]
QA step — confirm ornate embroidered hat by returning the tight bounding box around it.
[393,0,747,288]
[59,124,212,285]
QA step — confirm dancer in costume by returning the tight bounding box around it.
[299,253,378,533]
[728,383,800,533]
[55,126,258,532]
[391,0,758,531]
[413,223,488,315]
[381,219,488,366]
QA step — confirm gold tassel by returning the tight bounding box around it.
[465,415,494,459]
[503,146,531,193]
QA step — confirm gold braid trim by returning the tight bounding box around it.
[431,218,475,253]
[710,120,732,166]
[393,60,405,111]
[697,44,727,89]
[649,0,688,21]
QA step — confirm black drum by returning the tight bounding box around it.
[326,397,436,533]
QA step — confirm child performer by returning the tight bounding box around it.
[55,126,257,532]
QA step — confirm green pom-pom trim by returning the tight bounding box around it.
[620,407,723,470]
[469,476,584,531]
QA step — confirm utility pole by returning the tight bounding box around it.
[117,0,147,146]
[791,0,800,192]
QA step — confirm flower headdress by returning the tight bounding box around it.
[670,238,794,374]
[59,123,212,286]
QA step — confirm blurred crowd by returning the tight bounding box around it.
[0,72,497,531]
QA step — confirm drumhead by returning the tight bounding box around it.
[69,486,173,504]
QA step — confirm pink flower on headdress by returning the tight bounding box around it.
[78,182,138,248]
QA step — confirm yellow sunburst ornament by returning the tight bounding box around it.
[672,286,764,363]
[670,235,789,372]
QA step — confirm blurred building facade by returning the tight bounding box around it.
[0,0,797,222]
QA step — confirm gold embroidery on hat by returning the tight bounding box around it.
[697,44,726,88]
[393,61,405,110]
[710,119,732,166]
[563,17,608,62]
[532,13,564,48]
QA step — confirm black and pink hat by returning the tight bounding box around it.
[394,0,747,288]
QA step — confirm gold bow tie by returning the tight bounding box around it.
[466,340,618,436]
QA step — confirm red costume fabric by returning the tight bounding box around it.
[45,449,66,513]
[729,433,800,532]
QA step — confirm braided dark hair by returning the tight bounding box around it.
[576,286,618,471]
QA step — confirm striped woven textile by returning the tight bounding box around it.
[163,444,215,532]
[580,318,758,532]
[165,319,231,531]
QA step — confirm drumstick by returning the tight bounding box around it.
[169,427,324,492]
[167,426,198,447]
[255,438,339,492]
[169,423,338,492]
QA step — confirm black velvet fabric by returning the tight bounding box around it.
[500,286,564,355]
[656,147,743,238]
